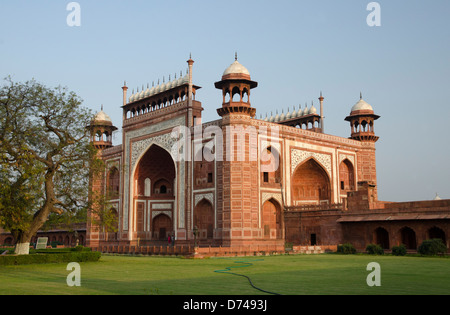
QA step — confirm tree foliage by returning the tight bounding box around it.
[0,76,99,254]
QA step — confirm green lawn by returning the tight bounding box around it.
[0,254,449,295]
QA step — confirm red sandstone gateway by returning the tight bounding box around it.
[19,55,444,256]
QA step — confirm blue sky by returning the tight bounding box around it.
[1,0,449,202]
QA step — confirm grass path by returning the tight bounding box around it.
[1,254,449,295]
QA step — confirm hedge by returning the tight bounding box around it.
[0,251,101,266]
[337,243,356,254]
[391,244,407,256]
[366,243,384,255]
[417,239,447,256]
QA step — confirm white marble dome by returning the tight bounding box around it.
[94,109,112,122]
[223,60,250,76]
[351,97,373,112]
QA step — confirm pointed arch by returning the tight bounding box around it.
[400,226,417,250]
[194,199,214,240]
[131,143,176,238]
[374,227,390,249]
[262,198,283,239]
[152,213,172,240]
[428,226,446,245]
[291,158,331,206]
[339,158,355,193]
[133,144,176,197]
[107,166,120,198]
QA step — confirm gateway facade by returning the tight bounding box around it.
[86,56,449,253]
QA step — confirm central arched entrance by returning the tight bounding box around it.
[291,158,331,206]
[133,144,176,242]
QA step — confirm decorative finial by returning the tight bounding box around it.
[360,92,363,99]
[101,104,103,111]
[235,52,238,61]
[190,52,192,59]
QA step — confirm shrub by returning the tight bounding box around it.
[337,243,356,254]
[0,251,101,265]
[391,244,407,256]
[74,245,84,251]
[366,244,384,255]
[417,239,447,256]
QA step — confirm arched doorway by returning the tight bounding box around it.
[400,227,417,250]
[107,167,120,198]
[152,214,172,241]
[262,199,282,239]
[134,145,175,198]
[374,227,390,249]
[428,226,446,245]
[339,159,355,193]
[193,199,214,240]
[134,144,176,238]
[291,158,331,205]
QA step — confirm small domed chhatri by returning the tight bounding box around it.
[215,53,258,117]
[345,93,380,142]
[88,105,118,150]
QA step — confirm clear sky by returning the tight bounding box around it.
[1,0,449,202]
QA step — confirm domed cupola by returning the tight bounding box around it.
[222,59,251,78]
[89,105,118,150]
[345,93,380,142]
[215,53,258,117]
[309,101,317,115]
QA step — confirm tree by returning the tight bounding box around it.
[0,77,98,254]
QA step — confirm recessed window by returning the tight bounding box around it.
[263,172,269,183]
[207,173,213,183]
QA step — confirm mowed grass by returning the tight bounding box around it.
[0,254,449,295]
